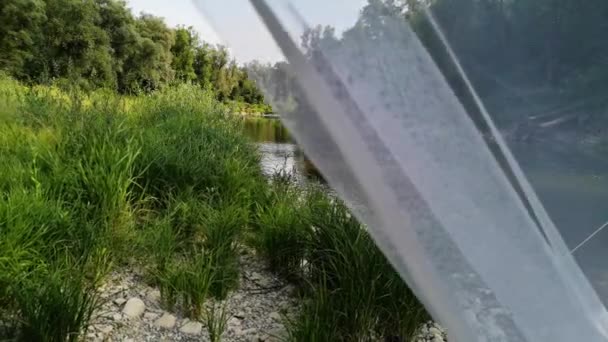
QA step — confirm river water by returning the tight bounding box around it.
[242,118,322,181]
[242,117,608,301]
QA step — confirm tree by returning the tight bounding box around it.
[96,0,140,90]
[34,0,115,88]
[0,0,46,79]
[0,0,270,107]
[120,13,175,93]
[171,27,197,82]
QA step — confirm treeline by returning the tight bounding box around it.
[248,0,608,131]
[0,0,269,110]
[246,61,299,113]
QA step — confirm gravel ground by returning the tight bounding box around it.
[87,251,297,342]
[86,251,447,342]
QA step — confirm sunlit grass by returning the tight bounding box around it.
[0,74,428,341]
[0,75,263,339]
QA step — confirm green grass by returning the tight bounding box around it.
[205,300,229,342]
[251,178,429,341]
[141,194,248,317]
[251,175,310,280]
[0,74,429,341]
[0,75,263,339]
[305,197,429,340]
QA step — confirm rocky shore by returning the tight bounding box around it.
[86,252,447,342]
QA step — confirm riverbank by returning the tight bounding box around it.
[86,252,446,342]
[0,76,434,341]
[86,251,297,342]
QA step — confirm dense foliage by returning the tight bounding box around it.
[0,0,270,112]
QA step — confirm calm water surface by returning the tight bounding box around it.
[242,118,321,181]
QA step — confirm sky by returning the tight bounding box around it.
[126,0,367,63]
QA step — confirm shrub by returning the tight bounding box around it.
[303,196,429,340]
[252,180,429,341]
[15,264,101,342]
[159,252,216,319]
[132,85,262,203]
[199,202,248,299]
[252,180,310,279]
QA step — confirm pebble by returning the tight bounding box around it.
[415,321,448,342]
[86,254,449,342]
[113,298,127,306]
[154,313,177,329]
[429,327,442,336]
[228,316,242,327]
[143,312,159,320]
[97,325,113,334]
[146,289,161,304]
[122,297,146,318]
[180,321,203,335]
[268,311,281,321]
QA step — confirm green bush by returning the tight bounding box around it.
[252,179,429,341]
[307,196,429,340]
[199,202,247,299]
[252,179,310,280]
[15,264,101,342]
[144,194,248,309]
[132,85,262,203]
[0,191,107,342]
[159,252,216,319]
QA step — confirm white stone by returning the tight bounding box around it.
[146,289,161,303]
[228,317,241,327]
[257,277,271,287]
[112,313,122,321]
[429,327,442,336]
[269,311,281,321]
[113,298,127,306]
[97,324,113,334]
[144,312,159,320]
[234,311,246,319]
[122,297,145,318]
[232,326,243,336]
[180,321,203,335]
[154,313,177,329]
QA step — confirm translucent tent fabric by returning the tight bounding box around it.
[196,1,608,341]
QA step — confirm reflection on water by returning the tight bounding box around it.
[242,118,323,181]
[242,118,292,143]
